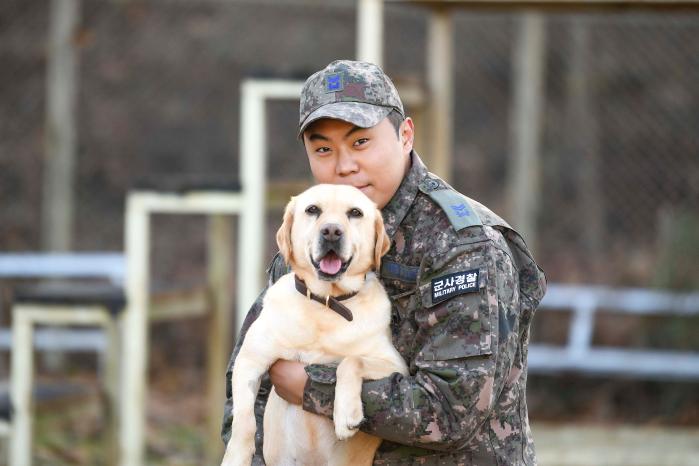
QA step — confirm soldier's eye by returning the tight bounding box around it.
[305,205,321,216]
[347,208,363,218]
[353,138,369,147]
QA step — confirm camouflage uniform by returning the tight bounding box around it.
[222,60,547,465]
[222,152,546,465]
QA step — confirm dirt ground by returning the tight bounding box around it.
[2,318,696,466]
[12,377,208,466]
[4,370,697,466]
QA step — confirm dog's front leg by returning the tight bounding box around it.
[333,354,407,440]
[333,356,366,440]
[221,343,275,466]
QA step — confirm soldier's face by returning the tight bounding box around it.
[303,117,414,209]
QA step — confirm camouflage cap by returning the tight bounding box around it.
[298,60,405,137]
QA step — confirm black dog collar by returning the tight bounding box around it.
[294,275,356,322]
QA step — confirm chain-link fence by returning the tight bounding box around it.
[1,1,699,463]
[3,1,697,288]
[447,12,699,290]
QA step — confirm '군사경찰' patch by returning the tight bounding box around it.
[431,268,480,304]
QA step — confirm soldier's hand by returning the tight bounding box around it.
[269,359,308,405]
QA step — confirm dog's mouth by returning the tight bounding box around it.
[311,250,352,281]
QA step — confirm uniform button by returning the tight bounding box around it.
[423,179,439,190]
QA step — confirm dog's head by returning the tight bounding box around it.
[276,184,390,286]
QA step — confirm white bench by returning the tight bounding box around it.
[0,252,127,466]
[0,253,125,352]
[529,284,699,380]
[11,283,124,466]
[0,253,125,283]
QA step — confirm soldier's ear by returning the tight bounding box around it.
[276,196,296,265]
[400,117,415,153]
[373,209,391,271]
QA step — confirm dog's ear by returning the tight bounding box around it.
[373,210,391,270]
[276,196,296,265]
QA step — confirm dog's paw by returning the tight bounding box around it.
[334,416,364,440]
[220,441,253,466]
[333,398,365,440]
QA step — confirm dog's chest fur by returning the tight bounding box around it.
[259,273,392,362]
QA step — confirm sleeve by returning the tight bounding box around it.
[220,291,269,462]
[302,233,522,451]
[221,252,290,463]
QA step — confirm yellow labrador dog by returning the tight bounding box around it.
[221,184,407,466]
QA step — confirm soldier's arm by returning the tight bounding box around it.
[302,232,524,451]
[221,291,269,462]
[221,253,289,462]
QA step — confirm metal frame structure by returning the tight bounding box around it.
[357,0,454,181]
[358,0,547,243]
[10,305,120,466]
[119,79,306,466]
[236,79,304,331]
[531,284,699,379]
[387,0,699,10]
[120,190,243,466]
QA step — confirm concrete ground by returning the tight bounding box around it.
[533,422,699,466]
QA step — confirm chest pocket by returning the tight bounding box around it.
[379,259,422,365]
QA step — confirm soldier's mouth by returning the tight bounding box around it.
[311,250,352,281]
[354,184,371,195]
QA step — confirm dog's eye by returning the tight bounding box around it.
[305,205,321,216]
[347,208,363,218]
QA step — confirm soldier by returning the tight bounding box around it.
[222,60,547,465]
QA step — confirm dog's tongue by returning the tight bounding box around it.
[320,252,342,275]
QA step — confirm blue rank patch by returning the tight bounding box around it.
[420,187,482,231]
[450,203,471,218]
[431,268,481,304]
[325,73,343,93]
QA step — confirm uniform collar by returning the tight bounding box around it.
[381,150,428,239]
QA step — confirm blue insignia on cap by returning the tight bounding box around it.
[326,73,343,93]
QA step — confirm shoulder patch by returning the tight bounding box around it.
[431,268,481,304]
[419,180,482,231]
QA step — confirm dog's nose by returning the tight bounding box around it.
[321,223,343,242]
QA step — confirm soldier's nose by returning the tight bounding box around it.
[320,223,343,242]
